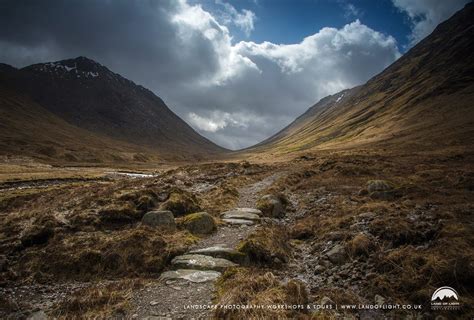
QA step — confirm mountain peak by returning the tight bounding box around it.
[23,56,107,79]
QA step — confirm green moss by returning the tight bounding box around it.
[160,189,200,216]
[178,212,216,235]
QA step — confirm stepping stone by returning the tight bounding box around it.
[222,218,255,226]
[160,269,221,283]
[189,246,247,263]
[221,208,262,221]
[171,254,237,272]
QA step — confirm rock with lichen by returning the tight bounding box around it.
[180,212,216,235]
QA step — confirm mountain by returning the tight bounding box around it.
[250,3,474,155]
[0,82,155,163]
[0,57,225,162]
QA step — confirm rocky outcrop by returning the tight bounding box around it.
[141,210,176,230]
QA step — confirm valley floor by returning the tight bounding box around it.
[0,147,473,319]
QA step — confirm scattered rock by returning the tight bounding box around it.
[141,210,176,230]
[180,212,216,235]
[171,254,237,272]
[149,301,159,306]
[326,244,348,265]
[256,194,285,218]
[160,269,221,283]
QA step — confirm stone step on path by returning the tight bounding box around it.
[189,245,248,264]
[160,269,221,283]
[170,254,237,272]
[160,208,263,283]
[221,207,262,226]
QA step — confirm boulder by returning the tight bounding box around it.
[180,212,216,235]
[326,244,348,265]
[256,194,285,218]
[171,254,237,272]
[141,210,176,230]
[160,269,221,283]
[367,180,398,200]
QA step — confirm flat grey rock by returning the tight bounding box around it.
[189,246,247,263]
[235,208,262,214]
[222,218,255,225]
[221,208,261,221]
[160,269,221,283]
[171,254,237,271]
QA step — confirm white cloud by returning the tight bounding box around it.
[0,0,401,150]
[343,3,362,19]
[171,16,400,149]
[392,0,469,46]
[188,111,250,132]
[215,0,256,37]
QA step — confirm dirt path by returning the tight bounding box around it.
[128,172,282,319]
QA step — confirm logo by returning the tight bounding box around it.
[431,286,461,310]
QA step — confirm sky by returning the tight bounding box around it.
[0,0,470,150]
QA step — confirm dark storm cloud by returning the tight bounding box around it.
[0,0,218,84]
[0,0,403,149]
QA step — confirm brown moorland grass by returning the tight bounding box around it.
[214,268,308,319]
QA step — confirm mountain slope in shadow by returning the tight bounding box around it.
[0,57,226,162]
